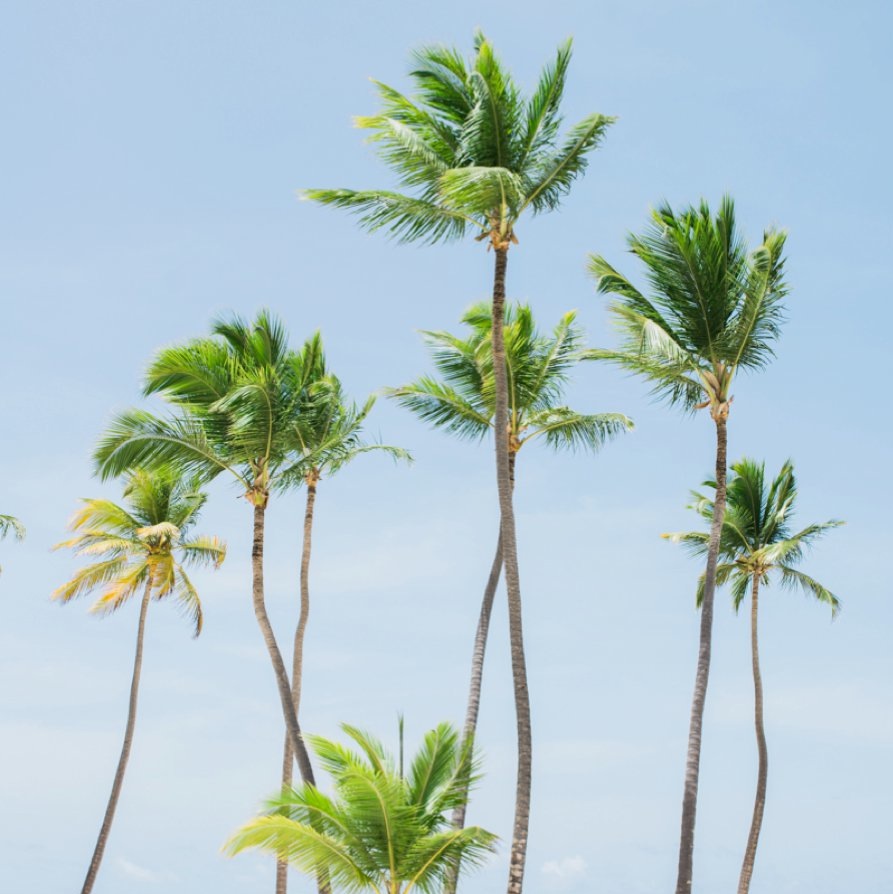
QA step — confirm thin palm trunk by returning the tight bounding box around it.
[675,415,728,894]
[737,573,768,894]
[491,246,532,894]
[80,579,152,894]
[443,527,502,894]
[276,477,319,894]
[446,455,516,894]
[251,500,316,786]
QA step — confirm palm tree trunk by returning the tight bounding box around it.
[276,477,319,894]
[490,246,532,894]
[445,455,516,894]
[675,415,728,894]
[80,579,152,894]
[250,501,316,786]
[444,528,503,894]
[737,574,768,894]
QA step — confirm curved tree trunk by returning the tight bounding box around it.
[490,247,532,894]
[250,501,316,787]
[276,477,319,894]
[737,574,768,894]
[80,580,153,894]
[675,415,728,894]
[445,456,516,894]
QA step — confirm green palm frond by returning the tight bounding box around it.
[94,409,247,488]
[521,113,615,215]
[227,815,374,893]
[0,515,25,542]
[778,566,841,616]
[179,535,227,570]
[227,722,497,892]
[387,379,491,441]
[301,189,475,244]
[523,409,633,452]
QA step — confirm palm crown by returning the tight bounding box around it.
[665,458,843,613]
[94,312,325,501]
[389,301,632,455]
[52,469,226,634]
[305,32,613,248]
[227,722,497,894]
[587,197,788,418]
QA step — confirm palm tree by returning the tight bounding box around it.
[93,311,324,792]
[388,301,630,874]
[0,514,25,573]
[227,722,498,894]
[305,35,613,893]
[664,458,842,894]
[585,196,788,894]
[275,348,411,894]
[53,469,225,894]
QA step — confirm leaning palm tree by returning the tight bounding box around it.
[306,34,613,893]
[274,349,410,894]
[664,458,842,894]
[0,514,25,573]
[53,468,225,894]
[585,196,788,894]
[388,301,630,876]
[227,722,497,894]
[93,311,324,792]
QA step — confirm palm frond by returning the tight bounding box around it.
[521,113,614,214]
[302,189,475,244]
[0,515,25,542]
[523,409,633,452]
[778,566,840,617]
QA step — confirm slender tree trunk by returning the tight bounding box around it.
[444,456,516,894]
[250,500,316,786]
[490,246,532,894]
[80,579,153,894]
[276,477,319,894]
[675,415,728,894]
[737,574,768,894]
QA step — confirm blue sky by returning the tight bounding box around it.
[1,1,890,891]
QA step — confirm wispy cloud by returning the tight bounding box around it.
[118,858,158,881]
[542,855,587,890]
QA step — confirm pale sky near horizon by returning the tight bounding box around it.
[1,1,891,892]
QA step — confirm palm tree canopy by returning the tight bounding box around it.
[586,197,788,416]
[664,458,843,614]
[94,312,328,502]
[304,32,613,247]
[226,722,497,894]
[388,301,632,453]
[53,468,226,634]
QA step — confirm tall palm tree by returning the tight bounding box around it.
[305,35,613,893]
[0,514,25,573]
[53,469,225,894]
[275,349,410,894]
[227,722,498,894]
[388,301,630,877]
[93,311,324,791]
[585,197,788,894]
[664,458,842,894]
